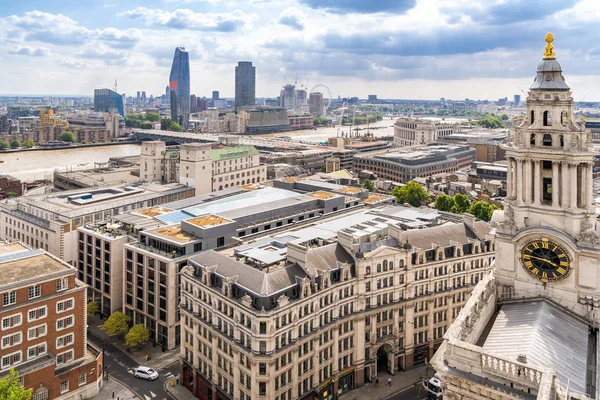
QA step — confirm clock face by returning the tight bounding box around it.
[519,239,571,282]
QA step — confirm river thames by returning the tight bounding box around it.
[0,119,400,182]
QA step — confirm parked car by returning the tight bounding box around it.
[134,366,158,381]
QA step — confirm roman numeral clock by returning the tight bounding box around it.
[518,238,571,282]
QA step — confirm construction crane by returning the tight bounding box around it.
[337,102,347,137]
[113,79,118,92]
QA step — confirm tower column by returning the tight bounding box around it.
[561,160,569,208]
[525,158,532,204]
[513,158,520,202]
[533,160,541,206]
[552,161,560,208]
[587,162,594,209]
[570,162,578,210]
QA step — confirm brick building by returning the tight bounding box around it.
[0,175,25,199]
[0,241,102,400]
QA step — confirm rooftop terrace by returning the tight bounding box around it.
[153,225,196,243]
[132,207,173,217]
[187,214,231,228]
[308,191,336,200]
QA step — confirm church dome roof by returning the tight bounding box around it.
[529,33,570,91]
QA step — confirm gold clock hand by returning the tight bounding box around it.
[526,255,558,268]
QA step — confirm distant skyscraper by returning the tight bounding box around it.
[212,91,220,101]
[141,91,147,103]
[190,94,197,113]
[280,84,296,112]
[136,91,141,104]
[165,86,170,104]
[94,88,125,117]
[235,61,256,109]
[514,94,521,105]
[309,92,324,116]
[169,47,190,130]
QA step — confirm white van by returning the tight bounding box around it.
[134,366,158,381]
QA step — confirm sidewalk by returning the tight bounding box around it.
[164,380,197,400]
[94,377,140,400]
[89,315,180,370]
[340,366,428,400]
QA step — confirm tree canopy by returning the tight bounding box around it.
[313,117,329,126]
[452,194,471,214]
[10,139,20,149]
[22,140,35,148]
[59,131,76,143]
[468,201,499,222]
[125,324,150,348]
[472,116,503,129]
[433,194,455,212]
[87,301,99,317]
[392,181,430,207]
[146,112,161,122]
[101,311,130,336]
[362,179,375,192]
[0,140,9,150]
[170,122,183,132]
[0,370,32,400]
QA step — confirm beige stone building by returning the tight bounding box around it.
[179,212,495,400]
[140,140,267,195]
[393,119,458,147]
[432,34,600,400]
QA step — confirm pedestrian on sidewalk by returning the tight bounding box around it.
[388,377,392,386]
[175,374,180,385]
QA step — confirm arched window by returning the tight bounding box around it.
[543,110,552,126]
[389,261,394,269]
[542,134,552,146]
[218,185,223,190]
[560,135,564,147]
[365,266,371,275]
[383,260,388,270]
[561,111,568,125]
[33,388,49,400]
[530,110,535,124]
[530,134,536,146]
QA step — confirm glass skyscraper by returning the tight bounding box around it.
[169,47,190,130]
[94,88,124,117]
[235,61,256,110]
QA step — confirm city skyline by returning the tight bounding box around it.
[2,1,600,100]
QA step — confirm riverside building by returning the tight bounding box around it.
[178,207,495,400]
[393,119,459,147]
[432,34,600,400]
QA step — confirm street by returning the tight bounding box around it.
[88,330,179,400]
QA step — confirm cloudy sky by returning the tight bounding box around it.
[1,0,600,100]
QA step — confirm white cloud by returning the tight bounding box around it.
[117,7,257,31]
[8,45,51,57]
[56,57,91,69]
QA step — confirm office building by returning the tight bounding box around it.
[115,184,364,349]
[513,94,521,106]
[212,91,220,101]
[280,84,297,112]
[93,89,125,118]
[0,182,195,264]
[368,94,378,101]
[393,119,459,147]
[190,94,197,113]
[178,207,495,399]
[0,175,25,199]
[309,92,324,117]
[354,144,476,183]
[235,62,256,109]
[169,47,191,131]
[432,33,599,400]
[0,241,102,400]
[241,108,290,134]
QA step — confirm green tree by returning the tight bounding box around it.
[0,140,9,150]
[313,117,329,126]
[170,122,183,132]
[362,179,375,192]
[500,114,509,120]
[160,118,173,130]
[23,140,35,148]
[10,139,20,149]
[140,122,153,129]
[101,311,130,336]
[87,301,99,317]
[0,369,32,400]
[433,194,455,212]
[6,192,17,199]
[452,194,471,214]
[392,181,430,207]
[146,112,161,122]
[59,131,76,142]
[468,201,499,222]
[473,116,503,129]
[125,324,150,348]
[320,165,326,173]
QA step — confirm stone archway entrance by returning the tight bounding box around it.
[376,344,393,375]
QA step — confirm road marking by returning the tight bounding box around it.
[150,391,157,398]
[144,395,152,400]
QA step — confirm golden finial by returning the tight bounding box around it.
[544,32,555,59]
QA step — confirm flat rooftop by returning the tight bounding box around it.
[187,215,231,228]
[308,191,337,200]
[0,242,27,255]
[131,207,173,218]
[0,182,189,218]
[152,225,196,243]
[364,194,390,204]
[338,186,363,194]
[0,246,70,287]
[54,166,141,188]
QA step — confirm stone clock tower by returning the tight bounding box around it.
[495,33,600,314]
